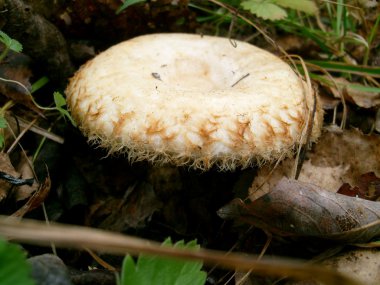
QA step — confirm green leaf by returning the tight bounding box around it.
[0,116,7,129]
[0,239,35,285]
[275,0,318,14]
[53,91,67,108]
[116,0,146,14]
[0,135,4,148]
[53,91,77,127]
[57,107,77,127]
[241,0,287,21]
[0,31,22,53]
[121,238,206,285]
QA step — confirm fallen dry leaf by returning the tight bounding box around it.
[15,155,39,201]
[0,152,20,202]
[321,248,380,285]
[11,175,51,218]
[0,50,42,114]
[250,128,380,198]
[91,182,163,232]
[328,77,380,108]
[219,178,380,243]
[337,172,380,201]
[287,249,380,285]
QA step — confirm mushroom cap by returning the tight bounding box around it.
[66,33,323,170]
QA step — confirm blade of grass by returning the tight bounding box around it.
[277,20,337,55]
[336,0,344,38]
[363,15,380,65]
[306,60,380,78]
[308,73,380,94]
[31,76,49,93]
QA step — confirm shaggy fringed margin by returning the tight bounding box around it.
[82,129,303,171]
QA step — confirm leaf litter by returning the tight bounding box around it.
[0,1,378,284]
[0,152,20,202]
[0,50,42,114]
[249,128,380,198]
[219,178,380,243]
[218,127,380,284]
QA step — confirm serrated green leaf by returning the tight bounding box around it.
[0,31,22,53]
[116,0,146,14]
[121,238,206,285]
[0,239,35,285]
[241,0,287,20]
[276,0,318,14]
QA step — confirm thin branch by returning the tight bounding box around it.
[0,217,361,285]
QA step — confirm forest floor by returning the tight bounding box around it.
[0,1,379,285]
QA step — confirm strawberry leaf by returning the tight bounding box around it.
[120,238,206,285]
[276,0,318,14]
[0,239,35,285]
[0,31,22,53]
[241,0,287,20]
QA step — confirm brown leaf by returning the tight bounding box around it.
[92,182,163,232]
[0,152,20,202]
[220,178,380,243]
[0,50,41,114]
[329,77,380,108]
[337,172,380,201]
[287,249,380,285]
[321,249,380,285]
[14,155,39,201]
[250,129,380,197]
[11,175,51,218]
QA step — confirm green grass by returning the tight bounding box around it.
[186,0,379,111]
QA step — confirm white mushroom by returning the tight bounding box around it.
[66,33,323,170]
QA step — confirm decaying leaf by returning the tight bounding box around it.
[92,182,163,232]
[0,152,20,202]
[322,248,380,285]
[287,249,380,285]
[219,178,380,243]
[329,77,380,108]
[337,172,380,201]
[0,153,38,205]
[250,128,380,198]
[11,175,51,218]
[0,50,42,114]
[14,155,39,202]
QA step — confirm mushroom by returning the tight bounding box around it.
[66,33,323,171]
